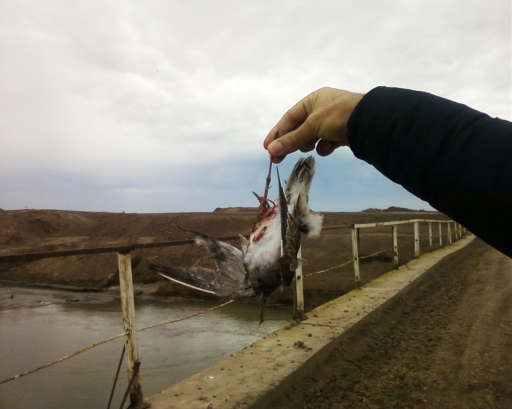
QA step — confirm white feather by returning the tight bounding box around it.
[304,212,323,237]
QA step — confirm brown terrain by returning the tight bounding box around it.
[0,208,446,307]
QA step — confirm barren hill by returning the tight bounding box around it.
[0,209,447,304]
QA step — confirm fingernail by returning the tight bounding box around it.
[268,140,284,156]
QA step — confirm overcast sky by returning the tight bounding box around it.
[1,0,510,212]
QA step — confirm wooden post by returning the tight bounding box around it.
[117,252,146,409]
[428,222,433,248]
[293,246,305,320]
[438,222,442,246]
[392,225,399,267]
[351,228,360,287]
[447,223,452,244]
[414,221,420,257]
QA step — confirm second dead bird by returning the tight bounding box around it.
[151,156,323,322]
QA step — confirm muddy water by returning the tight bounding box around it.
[0,286,290,409]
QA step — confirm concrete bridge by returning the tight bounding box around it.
[148,235,494,408]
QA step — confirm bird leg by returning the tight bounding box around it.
[258,293,267,325]
[256,130,280,219]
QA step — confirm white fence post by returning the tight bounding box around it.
[428,222,433,248]
[392,225,399,267]
[293,246,305,320]
[117,251,146,408]
[438,222,443,246]
[351,228,361,287]
[447,223,452,244]
[414,221,420,257]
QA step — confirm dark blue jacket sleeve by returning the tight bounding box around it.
[347,86,512,257]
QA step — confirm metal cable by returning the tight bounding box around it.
[0,330,127,385]
[137,299,235,333]
[1,248,393,387]
[0,299,235,385]
[0,240,406,387]
[304,250,386,277]
[119,361,140,409]
[106,344,125,409]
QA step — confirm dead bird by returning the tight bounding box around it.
[151,156,323,322]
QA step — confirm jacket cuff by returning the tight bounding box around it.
[347,86,387,161]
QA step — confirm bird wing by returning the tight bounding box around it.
[193,234,248,284]
[150,264,220,295]
[276,167,288,256]
[285,156,323,237]
[150,231,254,298]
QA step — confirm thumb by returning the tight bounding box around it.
[267,118,318,158]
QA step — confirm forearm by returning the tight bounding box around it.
[347,86,512,256]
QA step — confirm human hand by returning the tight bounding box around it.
[263,87,364,163]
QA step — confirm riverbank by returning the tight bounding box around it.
[0,209,448,309]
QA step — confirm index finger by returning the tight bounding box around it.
[263,99,309,149]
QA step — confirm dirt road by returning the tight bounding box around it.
[272,239,512,409]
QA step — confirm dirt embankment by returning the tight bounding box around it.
[271,239,512,409]
[0,209,447,303]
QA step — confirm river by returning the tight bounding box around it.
[0,286,290,409]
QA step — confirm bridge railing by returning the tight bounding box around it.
[0,217,467,408]
[0,236,246,408]
[350,219,466,287]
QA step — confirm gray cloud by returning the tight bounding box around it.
[1,0,510,212]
